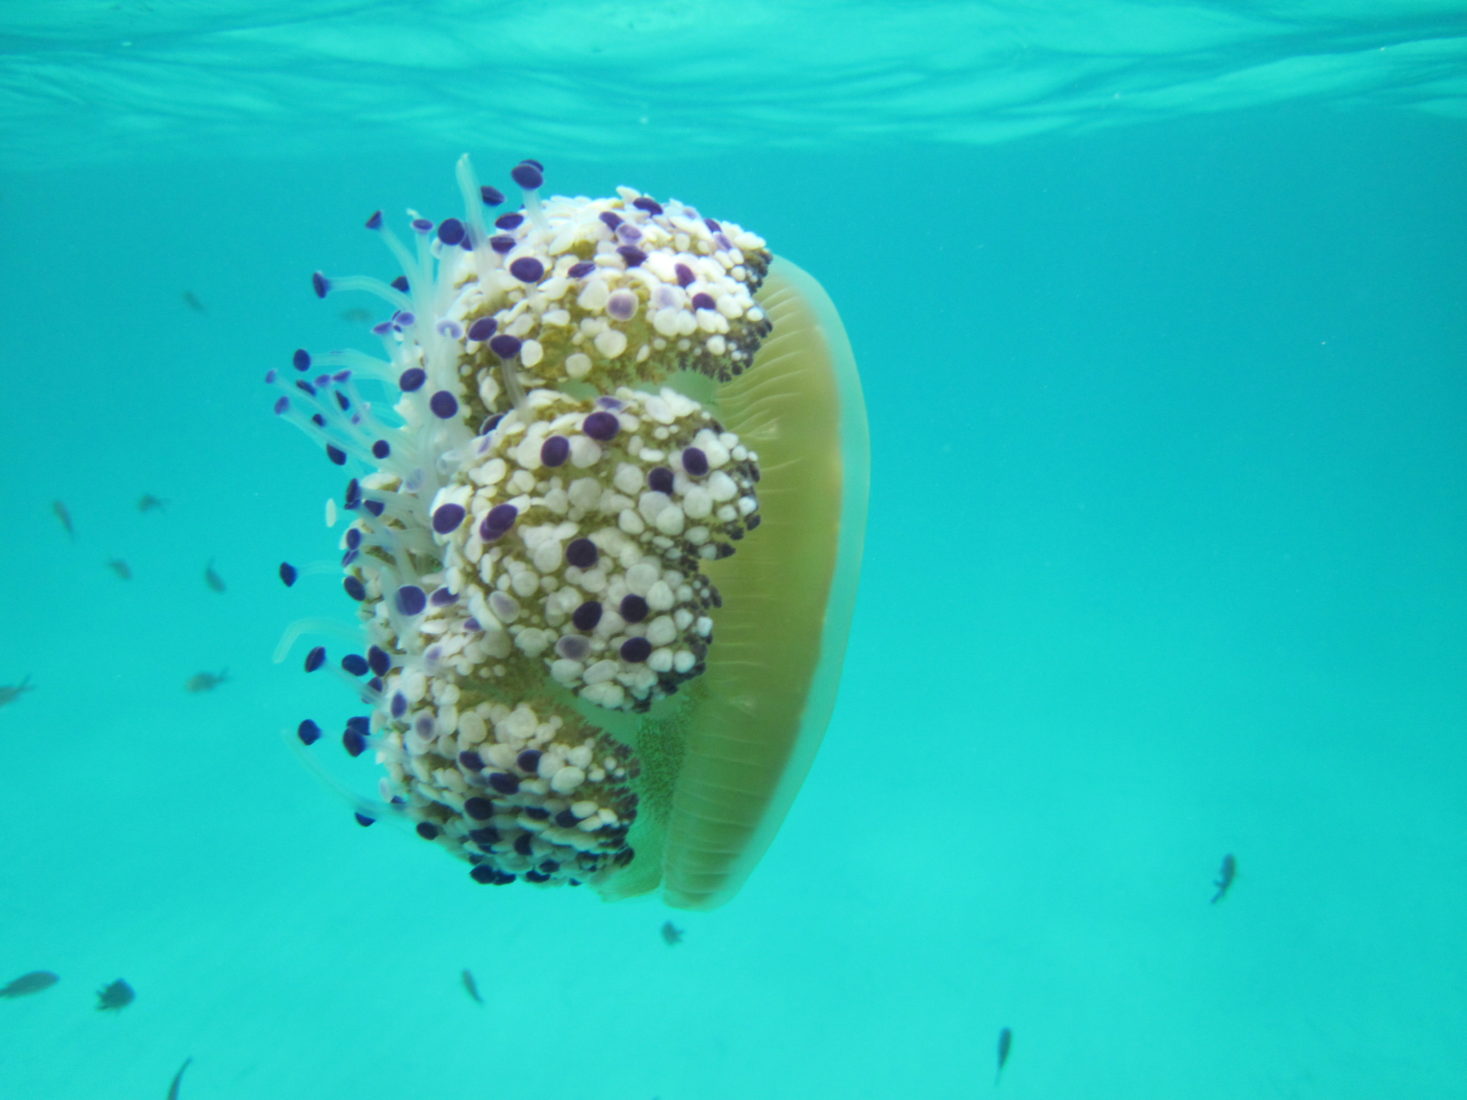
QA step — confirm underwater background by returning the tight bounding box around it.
[3,1,1465,1097]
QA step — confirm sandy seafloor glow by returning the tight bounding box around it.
[2,3,1466,1098]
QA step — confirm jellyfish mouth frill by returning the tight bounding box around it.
[271,157,866,908]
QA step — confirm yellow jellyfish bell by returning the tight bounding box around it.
[274,157,867,910]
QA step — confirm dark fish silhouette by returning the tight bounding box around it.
[182,290,206,313]
[461,968,483,1005]
[167,1057,193,1099]
[660,920,683,946]
[1212,853,1237,904]
[107,558,133,580]
[996,1026,1012,1085]
[138,494,169,513]
[185,669,229,693]
[0,676,34,707]
[96,978,134,1011]
[52,500,75,539]
[204,560,227,593]
[1,970,58,997]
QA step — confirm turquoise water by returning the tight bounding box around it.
[3,3,1466,1098]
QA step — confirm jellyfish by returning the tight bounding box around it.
[269,157,868,909]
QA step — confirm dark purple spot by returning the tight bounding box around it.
[312,271,329,298]
[411,217,432,233]
[345,528,362,549]
[489,234,516,254]
[566,538,598,568]
[343,727,367,756]
[567,260,596,278]
[514,833,534,856]
[597,395,625,410]
[437,218,466,245]
[430,390,458,419]
[467,316,496,342]
[326,444,347,466]
[555,809,579,828]
[572,600,602,631]
[368,646,390,676]
[682,446,709,476]
[481,185,505,206]
[390,691,407,718]
[617,245,647,268]
[509,256,544,283]
[371,439,390,459]
[479,503,518,541]
[399,367,426,392]
[620,637,652,663]
[364,499,385,517]
[620,594,649,624]
[304,646,326,672]
[355,813,375,827]
[511,161,544,190]
[341,653,369,676]
[488,772,520,795]
[582,410,619,441]
[632,197,664,215]
[343,575,366,601]
[432,503,466,534]
[396,585,427,615]
[494,213,524,230]
[279,561,298,587]
[489,334,521,359]
[465,797,495,820]
[470,865,496,884]
[272,396,289,415]
[365,210,383,230]
[292,348,311,371]
[516,748,542,772]
[416,822,442,840]
[599,211,623,231]
[468,826,500,845]
[390,276,409,292]
[459,751,484,771]
[691,292,716,311]
[540,434,569,467]
[704,218,721,232]
[648,466,674,494]
[297,719,321,746]
[429,587,457,606]
[674,263,695,287]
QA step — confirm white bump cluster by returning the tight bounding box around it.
[378,693,637,885]
[443,190,774,426]
[428,385,760,712]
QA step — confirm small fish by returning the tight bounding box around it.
[108,558,133,580]
[660,920,684,946]
[52,500,75,539]
[138,494,169,513]
[0,675,35,707]
[182,290,207,313]
[167,1056,193,1100]
[461,968,483,1005]
[96,977,135,1011]
[996,1026,1012,1085]
[204,560,226,593]
[1211,853,1237,904]
[185,669,229,693]
[1,970,58,997]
